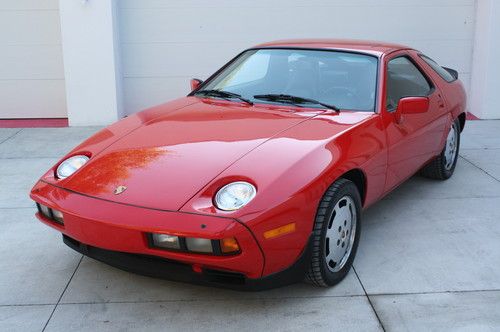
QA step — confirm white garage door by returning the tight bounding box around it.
[119,0,475,115]
[0,0,66,119]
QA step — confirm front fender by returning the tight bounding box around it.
[181,113,386,276]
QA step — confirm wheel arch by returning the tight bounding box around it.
[457,112,466,132]
[339,168,367,206]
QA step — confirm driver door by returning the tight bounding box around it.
[382,52,448,192]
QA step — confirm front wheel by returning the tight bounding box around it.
[421,118,460,180]
[306,178,362,287]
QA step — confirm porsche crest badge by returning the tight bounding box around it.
[114,185,127,195]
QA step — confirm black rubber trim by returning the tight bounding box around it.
[211,239,223,255]
[36,202,42,215]
[62,233,313,291]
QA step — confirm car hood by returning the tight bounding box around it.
[61,98,325,210]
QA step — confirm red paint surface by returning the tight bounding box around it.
[0,118,68,128]
[30,40,468,278]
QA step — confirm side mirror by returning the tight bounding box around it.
[395,97,429,122]
[190,78,203,91]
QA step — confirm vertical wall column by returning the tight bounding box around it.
[470,0,500,119]
[59,0,123,126]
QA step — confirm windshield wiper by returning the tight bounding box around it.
[253,94,339,112]
[194,89,253,105]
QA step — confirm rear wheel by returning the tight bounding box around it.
[421,118,460,180]
[306,178,361,287]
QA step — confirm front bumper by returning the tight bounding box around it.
[62,233,312,291]
[30,181,265,279]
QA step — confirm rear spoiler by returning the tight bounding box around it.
[443,67,459,80]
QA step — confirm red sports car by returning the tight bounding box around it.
[30,40,466,290]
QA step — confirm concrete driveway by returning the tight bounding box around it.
[1,120,499,331]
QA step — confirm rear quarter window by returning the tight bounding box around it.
[419,54,456,82]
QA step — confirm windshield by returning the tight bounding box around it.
[199,49,378,111]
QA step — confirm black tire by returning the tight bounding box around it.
[305,178,362,287]
[421,118,461,180]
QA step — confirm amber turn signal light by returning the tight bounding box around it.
[263,223,296,239]
[220,237,240,254]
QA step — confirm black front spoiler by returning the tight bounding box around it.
[63,234,312,291]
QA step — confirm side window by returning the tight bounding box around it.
[419,54,456,82]
[386,56,432,111]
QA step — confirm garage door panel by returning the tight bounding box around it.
[405,39,473,72]
[120,6,474,43]
[0,80,66,118]
[123,77,190,115]
[120,1,475,116]
[0,11,61,45]
[0,0,58,10]
[0,44,64,80]
[0,2,66,119]
[119,0,474,10]
[122,39,473,89]
[458,73,471,96]
[122,42,248,78]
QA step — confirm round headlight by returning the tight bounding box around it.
[56,155,89,179]
[215,181,256,211]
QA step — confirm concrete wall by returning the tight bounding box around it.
[118,0,476,115]
[469,0,500,119]
[0,0,66,118]
[59,0,123,126]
